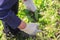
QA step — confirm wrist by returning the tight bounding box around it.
[18,21,26,29]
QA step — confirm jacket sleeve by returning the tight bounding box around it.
[0,0,17,18]
[0,0,21,29]
[2,10,22,29]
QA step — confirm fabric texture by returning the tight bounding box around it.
[0,0,17,18]
[0,0,21,29]
[2,10,21,29]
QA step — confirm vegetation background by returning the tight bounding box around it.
[0,0,60,40]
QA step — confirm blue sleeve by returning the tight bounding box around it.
[0,0,21,29]
[0,0,17,18]
[0,0,17,10]
[2,10,22,29]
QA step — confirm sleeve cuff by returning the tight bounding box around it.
[2,10,22,29]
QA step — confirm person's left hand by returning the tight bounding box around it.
[20,23,42,35]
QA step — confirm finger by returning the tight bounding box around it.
[36,30,42,32]
[36,23,39,25]
[35,23,39,29]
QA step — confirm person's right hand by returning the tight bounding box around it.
[23,0,37,12]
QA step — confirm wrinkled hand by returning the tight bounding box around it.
[20,23,42,35]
